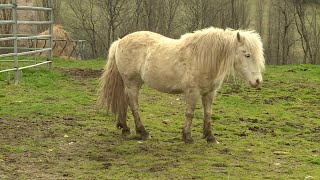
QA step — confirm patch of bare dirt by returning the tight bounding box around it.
[56,68,102,79]
[248,126,276,136]
[0,115,118,179]
[264,96,296,104]
[220,83,242,94]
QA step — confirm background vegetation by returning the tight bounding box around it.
[58,0,320,64]
[1,0,320,64]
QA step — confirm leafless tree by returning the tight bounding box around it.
[0,0,12,36]
[55,0,320,63]
[35,0,62,32]
[293,0,320,64]
[97,0,128,48]
[0,0,13,52]
[308,6,320,64]
[142,0,159,31]
[124,0,181,37]
[67,0,103,58]
[161,0,181,37]
[183,0,225,31]
[229,0,251,29]
[265,0,297,65]
[274,0,296,64]
[255,0,264,36]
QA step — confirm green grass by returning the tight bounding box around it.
[0,59,319,179]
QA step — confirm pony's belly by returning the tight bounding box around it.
[142,73,185,94]
[147,83,185,94]
[141,54,187,94]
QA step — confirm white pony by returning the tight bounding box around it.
[98,27,265,143]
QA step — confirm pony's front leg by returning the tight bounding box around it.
[126,85,151,140]
[182,92,198,144]
[201,92,219,143]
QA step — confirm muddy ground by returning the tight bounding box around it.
[0,64,319,179]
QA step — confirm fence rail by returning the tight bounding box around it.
[0,37,86,60]
[0,35,51,41]
[0,48,52,58]
[0,0,54,84]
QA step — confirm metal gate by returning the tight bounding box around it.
[0,0,54,84]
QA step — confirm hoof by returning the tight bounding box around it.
[140,132,151,140]
[136,129,151,140]
[141,134,152,140]
[116,122,129,130]
[121,128,131,136]
[207,139,220,144]
[183,138,194,144]
[116,122,122,129]
[182,132,194,144]
[207,135,219,144]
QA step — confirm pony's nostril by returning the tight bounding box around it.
[256,79,260,84]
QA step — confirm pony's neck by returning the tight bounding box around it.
[180,28,236,80]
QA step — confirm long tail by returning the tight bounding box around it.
[98,40,127,117]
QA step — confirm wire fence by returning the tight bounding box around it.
[0,0,53,84]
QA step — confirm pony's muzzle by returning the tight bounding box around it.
[249,79,262,88]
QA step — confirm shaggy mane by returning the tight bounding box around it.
[178,27,264,81]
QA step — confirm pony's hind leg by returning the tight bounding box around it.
[126,83,151,140]
[116,104,130,136]
[201,92,219,143]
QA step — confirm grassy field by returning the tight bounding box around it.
[0,58,319,179]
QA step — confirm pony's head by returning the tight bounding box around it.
[233,31,265,88]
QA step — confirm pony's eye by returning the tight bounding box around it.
[245,54,250,58]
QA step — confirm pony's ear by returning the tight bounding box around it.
[237,32,242,43]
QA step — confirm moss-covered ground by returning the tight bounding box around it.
[0,58,319,179]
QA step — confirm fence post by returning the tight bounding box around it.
[79,40,86,60]
[48,0,53,70]
[12,0,18,84]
